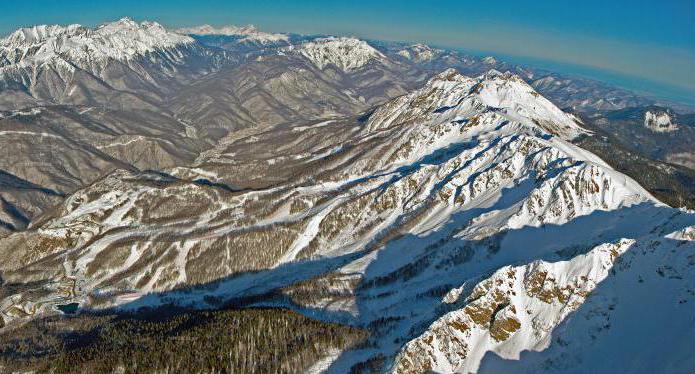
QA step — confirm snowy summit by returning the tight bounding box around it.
[176,24,289,44]
[286,37,386,71]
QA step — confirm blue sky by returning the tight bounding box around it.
[3,0,694,104]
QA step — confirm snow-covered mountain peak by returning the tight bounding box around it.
[474,70,587,138]
[397,43,438,62]
[428,68,473,84]
[101,16,138,29]
[286,36,386,71]
[366,69,586,140]
[176,24,289,44]
[482,68,504,79]
[1,18,194,68]
[94,17,190,46]
[482,55,498,65]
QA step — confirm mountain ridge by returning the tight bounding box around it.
[2,69,689,374]
[1,17,193,68]
[0,17,693,374]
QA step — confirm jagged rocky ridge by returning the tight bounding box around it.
[2,18,192,67]
[0,17,232,108]
[0,66,692,372]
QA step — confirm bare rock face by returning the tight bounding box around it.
[392,240,631,373]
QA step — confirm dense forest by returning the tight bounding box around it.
[0,307,368,373]
[575,123,695,209]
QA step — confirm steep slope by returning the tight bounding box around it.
[0,69,692,373]
[165,59,369,139]
[0,102,218,236]
[393,239,633,373]
[478,226,695,374]
[394,224,694,374]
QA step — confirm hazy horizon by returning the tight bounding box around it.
[3,0,693,107]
